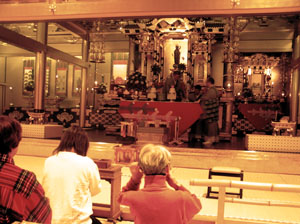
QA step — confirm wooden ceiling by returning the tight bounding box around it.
[0,0,299,22]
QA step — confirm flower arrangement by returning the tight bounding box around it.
[178,63,186,72]
[172,63,186,72]
[126,72,147,92]
[151,63,161,76]
[95,83,107,95]
[242,87,253,98]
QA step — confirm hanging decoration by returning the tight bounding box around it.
[139,32,155,53]
[89,21,105,63]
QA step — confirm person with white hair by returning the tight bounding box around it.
[118,144,201,224]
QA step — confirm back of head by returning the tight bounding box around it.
[0,116,22,154]
[194,85,202,91]
[54,126,89,156]
[207,76,215,85]
[138,144,171,175]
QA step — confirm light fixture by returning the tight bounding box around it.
[265,67,272,76]
[48,0,57,13]
[231,0,240,7]
[247,67,252,75]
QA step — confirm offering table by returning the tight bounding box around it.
[119,100,203,143]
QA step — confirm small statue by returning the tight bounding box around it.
[147,86,157,101]
[174,45,181,65]
[167,85,177,101]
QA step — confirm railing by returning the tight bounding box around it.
[190,179,300,224]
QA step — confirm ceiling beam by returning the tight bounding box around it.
[0,25,46,52]
[46,45,88,68]
[0,1,299,22]
[0,25,88,68]
[57,21,88,40]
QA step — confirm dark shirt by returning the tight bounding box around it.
[0,153,51,223]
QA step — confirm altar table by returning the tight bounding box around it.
[119,100,203,137]
[21,124,63,139]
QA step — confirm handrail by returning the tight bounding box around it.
[190,179,300,224]
[224,197,300,208]
[190,179,300,193]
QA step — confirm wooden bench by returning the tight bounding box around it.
[207,166,244,199]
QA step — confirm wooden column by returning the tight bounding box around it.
[80,39,89,127]
[128,38,135,75]
[34,22,47,111]
[291,34,300,130]
[146,54,153,82]
[141,52,145,75]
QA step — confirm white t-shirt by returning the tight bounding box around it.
[42,151,102,224]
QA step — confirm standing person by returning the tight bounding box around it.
[200,76,220,145]
[42,126,102,224]
[189,85,204,143]
[164,71,186,101]
[118,144,201,224]
[0,116,51,224]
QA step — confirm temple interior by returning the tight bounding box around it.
[0,0,300,223]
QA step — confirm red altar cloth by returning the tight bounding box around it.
[238,103,278,130]
[119,101,203,136]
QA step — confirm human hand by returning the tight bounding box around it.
[129,162,143,182]
[166,172,179,190]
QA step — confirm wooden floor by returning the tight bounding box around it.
[14,154,300,224]
[85,128,246,150]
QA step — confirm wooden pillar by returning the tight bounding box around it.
[146,54,153,82]
[141,52,145,75]
[128,38,135,75]
[79,39,89,127]
[291,35,300,128]
[217,187,226,224]
[34,22,47,111]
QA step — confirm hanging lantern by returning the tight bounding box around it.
[89,22,105,63]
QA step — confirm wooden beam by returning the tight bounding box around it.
[0,25,46,53]
[46,45,88,68]
[57,21,88,40]
[0,0,299,22]
[0,25,88,68]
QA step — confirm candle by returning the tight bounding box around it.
[95,81,98,86]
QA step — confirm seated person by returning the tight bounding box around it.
[118,144,201,224]
[0,116,51,223]
[42,126,102,224]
